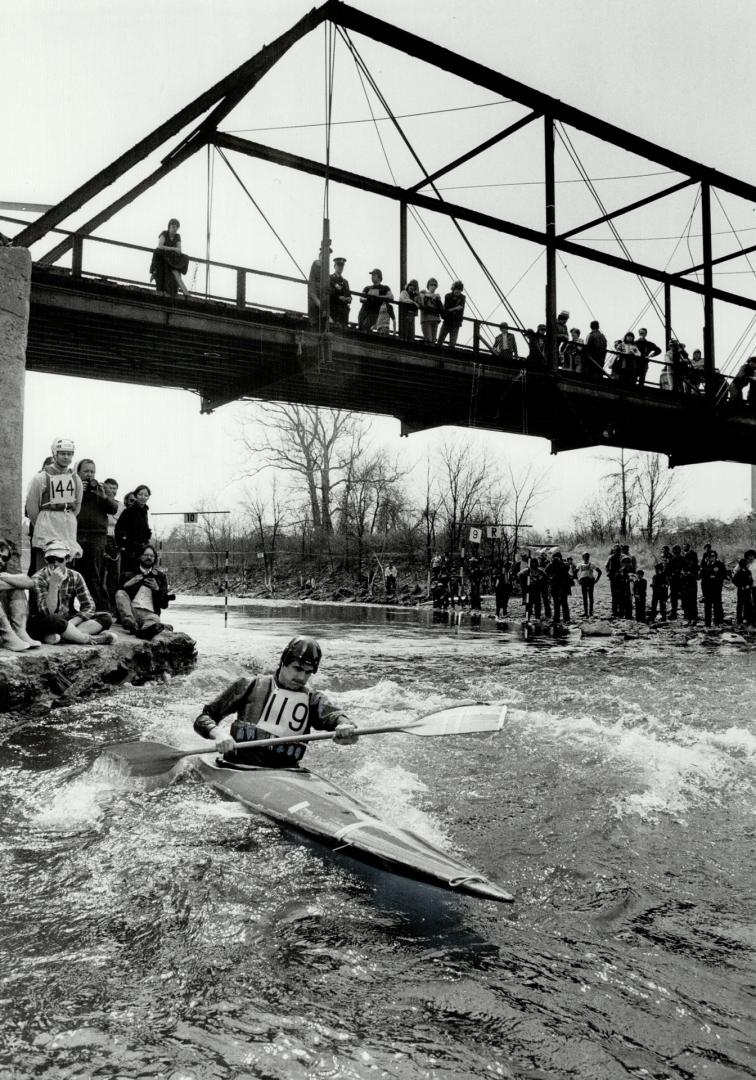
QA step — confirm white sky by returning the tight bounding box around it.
[4,0,756,530]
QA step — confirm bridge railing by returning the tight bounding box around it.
[2,213,744,403]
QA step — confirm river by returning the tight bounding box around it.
[1,598,754,1080]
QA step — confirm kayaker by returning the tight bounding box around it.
[193,636,358,767]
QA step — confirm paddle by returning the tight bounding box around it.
[102,702,507,779]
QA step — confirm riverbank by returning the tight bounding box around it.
[0,628,196,721]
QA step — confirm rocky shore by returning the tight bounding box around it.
[0,627,196,721]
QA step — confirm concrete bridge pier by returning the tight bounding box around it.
[0,248,31,559]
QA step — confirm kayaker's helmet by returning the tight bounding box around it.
[280,635,322,673]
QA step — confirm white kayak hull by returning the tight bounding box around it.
[192,756,513,903]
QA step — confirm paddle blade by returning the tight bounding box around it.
[411,703,507,737]
[101,740,196,778]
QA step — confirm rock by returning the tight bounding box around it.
[580,620,613,636]
[0,629,197,720]
[720,632,748,645]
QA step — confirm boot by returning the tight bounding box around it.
[1,628,30,652]
[8,594,41,648]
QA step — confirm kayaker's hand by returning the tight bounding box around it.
[214,733,236,754]
[333,721,358,746]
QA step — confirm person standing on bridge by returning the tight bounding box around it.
[634,327,661,387]
[25,438,83,574]
[150,218,190,298]
[328,256,351,329]
[418,278,444,343]
[438,281,466,348]
[358,269,393,332]
[583,320,607,381]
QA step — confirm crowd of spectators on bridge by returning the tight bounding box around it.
[427,541,756,629]
[305,249,756,404]
[0,437,176,654]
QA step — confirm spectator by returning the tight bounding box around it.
[115,484,152,572]
[583,320,607,380]
[555,310,570,348]
[649,563,669,622]
[522,558,546,620]
[149,218,190,298]
[526,324,548,369]
[417,278,444,343]
[102,478,123,609]
[358,269,393,332]
[663,341,690,393]
[633,569,648,622]
[467,553,482,611]
[729,357,756,404]
[492,322,518,363]
[25,437,83,574]
[397,280,419,341]
[680,563,699,625]
[576,552,602,617]
[0,539,39,651]
[688,349,705,391]
[666,544,684,619]
[732,559,753,625]
[605,543,622,616]
[28,539,114,646]
[546,551,572,624]
[115,544,174,639]
[384,562,397,599]
[328,257,351,329]
[700,548,728,627]
[493,560,512,618]
[608,341,623,381]
[617,332,641,387]
[635,327,661,387]
[438,281,466,348]
[308,242,331,325]
[560,327,584,373]
[75,459,118,611]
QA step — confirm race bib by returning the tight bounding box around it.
[47,473,77,507]
[257,688,310,737]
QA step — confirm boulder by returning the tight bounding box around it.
[580,620,613,637]
[0,629,197,721]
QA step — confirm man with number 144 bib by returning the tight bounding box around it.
[25,437,83,573]
[193,636,358,767]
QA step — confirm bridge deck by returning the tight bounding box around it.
[26,269,756,467]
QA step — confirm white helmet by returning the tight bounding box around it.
[51,437,75,454]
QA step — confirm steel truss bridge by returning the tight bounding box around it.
[9,0,756,466]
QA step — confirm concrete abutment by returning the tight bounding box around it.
[0,247,31,556]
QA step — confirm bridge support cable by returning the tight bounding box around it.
[205,145,216,298]
[337,26,524,340]
[555,122,668,332]
[215,148,306,279]
[544,115,558,369]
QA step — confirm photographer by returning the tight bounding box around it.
[114,544,175,639]
[75,459,118,610]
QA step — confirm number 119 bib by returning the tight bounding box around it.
[257,688,310,737]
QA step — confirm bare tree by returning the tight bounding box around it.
[237,403,365,534]
[504,463,546,556]
[434,440,491,555]
[633,452,679,542]
[601,449,639,538]
[241,478,289,593]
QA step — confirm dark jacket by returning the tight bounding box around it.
[441,291,466,326]
[115,504,151,557]
[77,482,118,536]
[117,566,171,614]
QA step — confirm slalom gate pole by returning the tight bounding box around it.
[224,550,229,627]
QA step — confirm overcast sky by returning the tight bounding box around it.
[4,0,756,532]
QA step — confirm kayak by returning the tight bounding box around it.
[191,755,514,903]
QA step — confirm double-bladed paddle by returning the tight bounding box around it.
[102,702,507,779]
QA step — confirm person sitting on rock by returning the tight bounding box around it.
[115,544,174,639]
[0,538,40,652]
[28,539,115,646]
